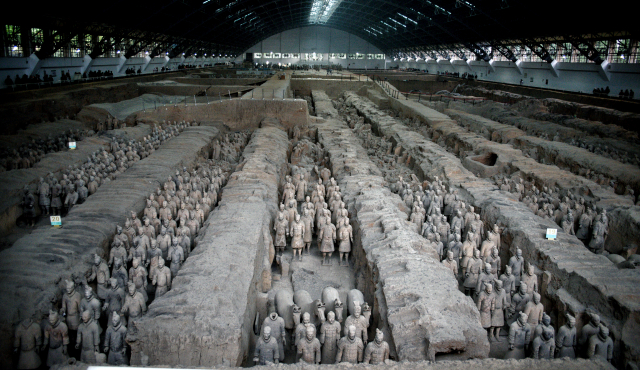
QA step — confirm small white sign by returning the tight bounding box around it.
[50,215,62,227]
[546,228,557,240]
[69,142,76,150]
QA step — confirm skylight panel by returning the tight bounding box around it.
[309,0,343,24]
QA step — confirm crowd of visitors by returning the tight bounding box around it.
[592,86,635,99]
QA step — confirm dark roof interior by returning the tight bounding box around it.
[8,0,635,56]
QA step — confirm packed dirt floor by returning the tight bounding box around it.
[0,69,636,370]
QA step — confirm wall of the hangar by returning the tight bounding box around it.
[240,26,390,69]
[390,59,640,97]
[0,55,234,89]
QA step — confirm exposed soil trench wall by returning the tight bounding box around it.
[311,99,490,360]
[343,91,640,368]
[132,99,309,132]
[0,125,218,369]
[128,126,290,367]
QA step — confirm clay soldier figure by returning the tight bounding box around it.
[152,257,172,297]
[320,311,342,364]
[475,263,496,302]
[587,325,613,363]
[532,329,555,359]
[42,310,69,367]
[533,313,554,342]
[301,208,314,254]
[491,279,508,342]
[21,186,37,226]
[500,265,517,297]
[298,325,321,364]
[60,279,82,334]
[88,253,110,300]
[38,177,51,215]
[261,312,286,361]
[75,311,100,363]
[253,326,279,365]
[336,325,364,364]
[290,214,305,261]
[363,328,390,364]
[88,176,98,195]
[484,246,501,275]
[318,218,336,265]
[464,249,483,296]
[295,312,313,351]
[111,257,128,291]
[460,233,475,275]
[506,312,532,359]
[109,239,128,267]
[114,225,130,251]
[77,180,88,203]
[103,278,125,326]
[13,316,42,369]
[344,303,368,344]
[477,282,495,338]
[296,177,308,203]
[64,185,78,214]
[555,313,577,359]
[121,282,147,322]
[337,218,354,266]
[579,313,602,355]
[51,184,63,215]
[80,286,102,321]
[129,257,148,302]
[442,250,459,276]
[523,292,544,328]
[509,282,531,325]
[508,248,525,287]
[521,264,538,295]
[274,213,288,255]
[168,238,184,277]
[588,218,607,254]
[104,312,128,365]
[157,227,172,259]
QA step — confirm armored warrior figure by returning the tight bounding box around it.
[254,326,279,365]
[336,325,364,364]
[363,329,390,365]
[320,311,341,364]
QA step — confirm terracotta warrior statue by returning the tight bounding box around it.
[253,326,279,365]
[79,286,101,321]
[301,208,314,254]
[261,312,286,361]
[555,313,577,359]
[344,303,368,344]
[336,325,364,364]
[274,213,288,255]
[338,217,353,266]
[476,282,495,339]
[318,217,336,265]
[491,279,508,342]
[363,328,390,364]
[75,311,100,363]
[297,325,321,364]
[505,312,531,360]
[104,311,128,365]
[319,311,341,364]
[152,257,172,297]
[587,325,613,363]
[87,253,110,300]
[60,280,82,333]
[42,310,69,367]
[121,282,147,322]
[290,214,305,261]
[442,250,459,276]
[13,316,42,370]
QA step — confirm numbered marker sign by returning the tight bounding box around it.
[50,215,62,227]
[69,142,76,150]
[546,228,557,240]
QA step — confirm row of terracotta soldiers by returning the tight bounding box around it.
[13,133,247,369]
[274,168,354,266]
[1,129,89,172]
[21,123,186,227]
[497,176,612,254]
[255,297,389,365]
